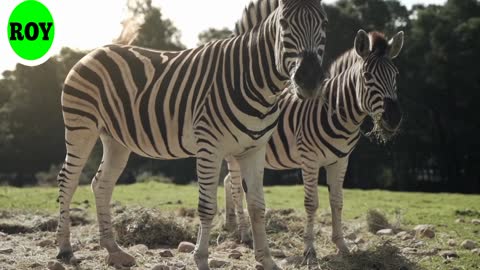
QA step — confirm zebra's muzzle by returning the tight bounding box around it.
[293,52,324,99]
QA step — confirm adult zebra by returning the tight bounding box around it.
[224,30,404,262]
[55,0,328,269]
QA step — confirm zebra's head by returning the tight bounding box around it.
[276,0,328,99]
[354,30,404,142]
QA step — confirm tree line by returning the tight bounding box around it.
[0,0,478,193]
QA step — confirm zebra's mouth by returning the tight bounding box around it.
[365,113,399,144]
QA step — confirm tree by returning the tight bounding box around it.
[128,0,185,50]
[197,27,233,46]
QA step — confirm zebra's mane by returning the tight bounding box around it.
[327,31,389,77]
[233,0,280,35]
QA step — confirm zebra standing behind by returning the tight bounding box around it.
[55,0,328,269]
[224,30,404,263]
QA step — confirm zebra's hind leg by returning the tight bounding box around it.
[225,158,252,245]
[301,164,321,265]
[56,128,98,263]
[237,147,281,270]
[224,172,237,232]
[92,133,134,268]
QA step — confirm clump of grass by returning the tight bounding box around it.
[0,210,90,234]
[320,242,421,270]
[367,209,391,233]
[113,207,196,248]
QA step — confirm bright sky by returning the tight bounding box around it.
[0,0,445,74]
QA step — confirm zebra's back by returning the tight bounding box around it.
[62,43,224,159]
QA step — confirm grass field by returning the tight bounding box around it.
[1,182,479,269]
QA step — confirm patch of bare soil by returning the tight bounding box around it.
[0,206,424,270]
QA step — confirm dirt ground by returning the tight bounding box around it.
[0,206,439,270]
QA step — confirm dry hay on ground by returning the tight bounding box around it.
[0,206,427,270]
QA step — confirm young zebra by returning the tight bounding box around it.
[55,0,328,269]
[224,30,404,262]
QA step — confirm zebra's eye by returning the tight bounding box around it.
[364,72,373,81]
[321,21,328,29]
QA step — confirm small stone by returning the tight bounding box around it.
[270,249,286,258]
[414,224,435,238]
[159,250,174,257]
[376,228,394,235]
[461,240,477,250]
[439,250,459,259]
[151,264,169,270]
[255,264,264,270]
[131,244,149,253]
[412,240,425,248]
[209,259,230,268]
[396,231,413,240]
[471,248,480,255]
[30,262,42,268]
[401,247,417,254]
[472,219,480,225]
[0,232,6,237]
[177,241,195,253]
[455,218,464,223]
[447,239,456,246]
[0,248,13,254]
[37,239,54,247]
[228,250,242,259]
[47,261,66,270]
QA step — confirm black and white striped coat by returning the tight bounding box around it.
[55,1,328,269]
[224,30,404,261]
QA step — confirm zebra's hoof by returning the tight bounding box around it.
[106,250,136,268]
[335,240,350,255]
[56,249,76,264]
[302,248,318,266]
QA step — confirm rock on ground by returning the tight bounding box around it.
[447,239,457,246]
[270,249,286,258]
[177,241,195,253]
[151,264,169,270]
[228,250,242,259]
[377,228,394,235]
[159,249,174,257]
[414,224,435,238]
[461,240,477,250]
[439,250,459,259]
[37,239,54,247]
[0,248,13,254]
[209,259,230,268]
[472,219,480,225]
[47,261,65,270]
[471,248,480,255]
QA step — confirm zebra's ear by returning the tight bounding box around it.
[354,29,370,59]
[388,31,404,59]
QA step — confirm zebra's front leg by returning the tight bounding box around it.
[92,134,134,267]
[301,164,321,264]
[225,158,251,245]
[237,147,281,270]
[326,158,350,254]
[224,172,237,232]
[194,151,222,270]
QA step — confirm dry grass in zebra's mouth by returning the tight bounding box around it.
[364,113,400,144]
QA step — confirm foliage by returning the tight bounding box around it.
[0,0,479,192]
[197,27,233,45]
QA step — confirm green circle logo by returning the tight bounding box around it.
[8,0,55,61]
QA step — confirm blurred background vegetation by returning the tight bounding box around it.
[0,0,479,193]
